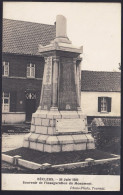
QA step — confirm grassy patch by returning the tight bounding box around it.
[3,147,115,165]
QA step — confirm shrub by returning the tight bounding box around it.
[91,119,120,154]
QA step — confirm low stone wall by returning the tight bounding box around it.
[2,154,14,164]
[18,159,42,170]
[2,112,26,124]
[2,153,120,170]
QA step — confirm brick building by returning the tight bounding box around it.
[2,18,55,123]
[2,18,121,125]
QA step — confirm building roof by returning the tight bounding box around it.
[81,71,121,92]
[2,18,56,56]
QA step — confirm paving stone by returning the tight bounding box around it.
[35,126,48,134]
[44,144,61,153]
[42,119,50,126]
[62,144,74,152]
[49,119,56,127]
[35,117,41,125]
[37,134,49,144]
[53,114,62,119]
[86,134,94,142]
[36,143,44,151]
[46,136,59,145]
[36,110,49,118]
[30,125,35,133]
[31,117,35,125]
[87,142,95,149]
[73,143,86,151]
[32,113,38,117]
[29,141,37,150]
[60,111,79,119]
[23,140,29,148]
[72,134,87,143]
[23,133,32,141]
[77,112,87,119]
[47,111,62,119]
[82,128,88,134]
[47,127,56,135]
[32,113,35,117]
[28,133,40,142]
[57,135,74,144]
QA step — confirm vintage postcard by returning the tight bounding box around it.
[1,2,121,191]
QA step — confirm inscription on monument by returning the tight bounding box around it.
[59,57,77,110]
[43,56,52,85]
[41,56,53,110]
[56,119,86,133]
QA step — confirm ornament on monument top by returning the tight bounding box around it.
[39,15,83,54]
[56,15,67,38]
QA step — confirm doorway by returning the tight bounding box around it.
[25,92,36,121]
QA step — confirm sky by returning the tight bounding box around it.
[3,2,121,71]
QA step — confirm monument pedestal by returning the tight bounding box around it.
[23,15,95,153]
[23,110,95,153]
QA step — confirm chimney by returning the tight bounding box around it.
[56,15,67,38]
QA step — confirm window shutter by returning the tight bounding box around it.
[27,67,30,77]
[2,64,4,75]
[10,91,17,112]
[98,97,101,112]
[107,97,111,112]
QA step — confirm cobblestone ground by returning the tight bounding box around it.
[2,133,27,152]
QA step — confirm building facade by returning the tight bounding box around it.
[2,18,56,123]
[81,71,121,127]
[2,54,45,123]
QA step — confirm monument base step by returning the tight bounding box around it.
[23,133,95,153]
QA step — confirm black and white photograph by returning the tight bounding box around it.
[1,2,121,191]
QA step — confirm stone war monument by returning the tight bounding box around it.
[23,15,95,153]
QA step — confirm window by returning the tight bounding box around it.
[26,92,36,99]
[2,61,9,76]
[98,97,111,112]
[101,97,107,112]
[27,63,35,78]
[2,92,10,112]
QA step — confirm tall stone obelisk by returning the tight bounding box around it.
[23,15,95,152]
